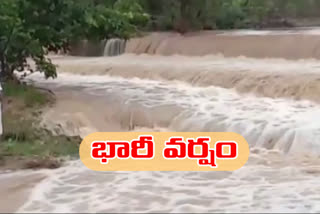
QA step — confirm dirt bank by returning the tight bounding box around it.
[0,82,80,171]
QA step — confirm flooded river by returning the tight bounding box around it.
[2,29,320,213]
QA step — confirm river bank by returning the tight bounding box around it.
[0,82,81,171]
[0,83,83,213]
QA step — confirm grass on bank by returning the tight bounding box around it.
[2,82,49,107]
[0,81,81,170]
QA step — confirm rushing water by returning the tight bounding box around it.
[50,54,320,103]
[68,28,320,58]
[104,39,126,57]
[25,72,320,156]
[124,28,320,59]
[3,53,317,213]
[3,28,320,213]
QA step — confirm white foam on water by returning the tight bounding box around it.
[26,73,320,157]
[16,153,320,213]
[51,54,320,74]
[13,71,320,213]
[46,54,320,103]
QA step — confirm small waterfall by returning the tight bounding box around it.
[104,38,126,56]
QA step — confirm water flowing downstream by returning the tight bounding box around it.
[25,72,320,157]
[51,54,320,103]
[124,29,320,59]
[70,28,320,59]
[9,53,320,213]
[3,29,320,213]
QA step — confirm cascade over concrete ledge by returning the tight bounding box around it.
[125,29,320,59]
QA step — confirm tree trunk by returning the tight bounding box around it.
[0,53,3,138]
[0,53,13,82]
[0,53,6,82]
[174,0,190,34]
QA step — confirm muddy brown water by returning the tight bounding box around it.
[125,29,320,59]
[2,29,320,213]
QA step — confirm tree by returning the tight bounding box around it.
[140,0,219,32]
[141,0,320,32]
[215,0,246,29]
[0,0,148,81]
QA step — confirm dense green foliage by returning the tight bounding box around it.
[0,0,149,80]
[140,0,320,31]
